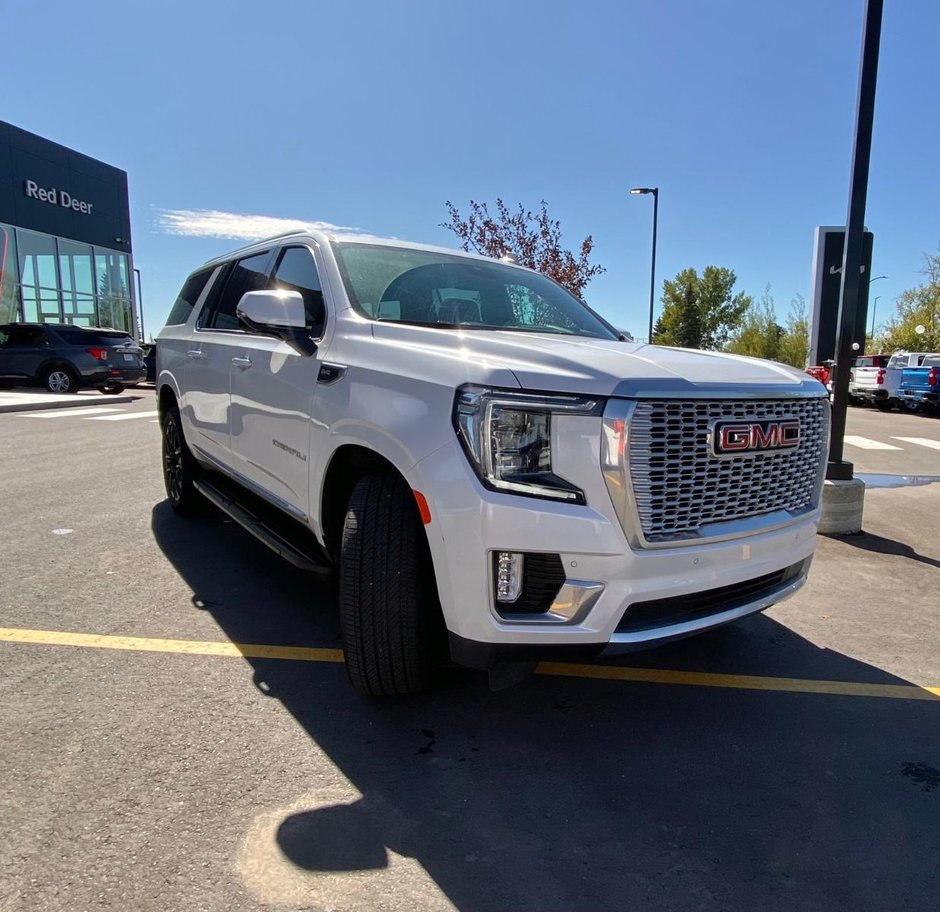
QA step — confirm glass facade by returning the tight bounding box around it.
[0,222,134,333]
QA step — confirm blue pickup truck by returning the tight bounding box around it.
[899,354,940,413]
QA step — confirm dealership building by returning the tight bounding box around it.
[0,120,137,336]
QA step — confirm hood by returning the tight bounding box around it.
[370,323,823,398]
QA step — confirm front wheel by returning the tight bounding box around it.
[340,473,441,695]
[161,406,202,515]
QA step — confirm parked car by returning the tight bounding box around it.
[0,323,145,393]
[898,354,940,413]
[849,353,890,406]
[141,343,156,382]
[157,230,829,695]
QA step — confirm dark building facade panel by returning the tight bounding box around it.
[0,121,132,253]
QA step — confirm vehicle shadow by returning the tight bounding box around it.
[151,501,940,912]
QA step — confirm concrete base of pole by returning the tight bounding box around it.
[819,477,866,535]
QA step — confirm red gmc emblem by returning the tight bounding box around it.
[712,419,801,455]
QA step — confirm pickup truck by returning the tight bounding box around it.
[868,352,938,411]
[156,230,829,695]
[898,354,940,413]
[848,353,889,406]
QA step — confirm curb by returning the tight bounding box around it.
[0,394,139,414]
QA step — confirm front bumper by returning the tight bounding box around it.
[408,436,820,667]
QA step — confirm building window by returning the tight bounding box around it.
[0,226,133,333]
[95,250,131,332]
[0,224,21,323]
[17,228,59,323]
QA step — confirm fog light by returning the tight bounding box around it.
[495,551,524,603]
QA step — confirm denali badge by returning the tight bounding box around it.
[712,419,800,455]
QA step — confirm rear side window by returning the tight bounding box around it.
[52,328,134,346]
[166,268,215,326]
[273,246,325,336]
[203,252,273,331]
[887,354,907,369]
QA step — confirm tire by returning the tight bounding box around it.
[874,400,892,412]
[161,406,202,515]
[43,364,79,394]
[340,473,440,695]
[100,383,125,395]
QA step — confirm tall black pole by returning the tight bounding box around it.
[828,0,883,481]
[134,267,145,342]
[648,188,659,342]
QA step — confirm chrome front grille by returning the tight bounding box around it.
[625,397,829,543]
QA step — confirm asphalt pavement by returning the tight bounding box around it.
[0,396,938,912]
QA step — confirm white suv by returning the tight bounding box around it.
[157,231,829,694]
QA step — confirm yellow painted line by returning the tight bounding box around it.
[0,627,343,663]
[1,626,938,701]
[536,662,940,701]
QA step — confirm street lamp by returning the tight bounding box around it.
[133,267,145,342]
[630,187,659,342]
[868,274,887,339]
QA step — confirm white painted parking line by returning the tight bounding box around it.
[843,435,903,450]
[892,436,940,451]
[86,410,160,421]
[18,406,124,418]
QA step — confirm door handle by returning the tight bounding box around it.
[186,350,205,360]
[231,356,252,368]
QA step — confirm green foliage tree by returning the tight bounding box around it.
[725,288,809,368]
[441,199,605,298]
[877,246,940,352]
[776,294,810,369]
[726,286,783,360]
[653,266,750,349]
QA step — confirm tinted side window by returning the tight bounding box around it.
[205,253,273,331]
[53,328,134,346]
[273,247,325,335]
[7,326,48,347]
[166,268,215,326]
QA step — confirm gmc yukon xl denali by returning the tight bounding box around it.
[157,231,829,695]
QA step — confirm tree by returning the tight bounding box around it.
[726,286,784,360]
[878,246,940,352]
[725,288,809,368]
[441,199,605,298]
[776,294,810,369]
[653,266,750,349]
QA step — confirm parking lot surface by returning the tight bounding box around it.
[1,397,938,912]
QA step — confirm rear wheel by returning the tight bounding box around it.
[43,364,78,394]
[874,399,893,412]
[340,473,440,695]
[162,405,202,515]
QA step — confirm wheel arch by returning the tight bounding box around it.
[319,444,408,562]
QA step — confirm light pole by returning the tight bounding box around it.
[133,267,145,342]
[630,187,659,342]
[868,274,887,339]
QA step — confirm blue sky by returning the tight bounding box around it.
[5,0,939,339]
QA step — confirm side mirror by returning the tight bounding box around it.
[236,290,317,356]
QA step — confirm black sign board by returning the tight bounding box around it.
[808,227,874,365]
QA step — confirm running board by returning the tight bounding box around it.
[193,478,331,575]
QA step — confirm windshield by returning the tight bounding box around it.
[331,242,619,340]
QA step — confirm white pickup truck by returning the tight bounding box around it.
[852,352,936,411]
[157,231,829,694]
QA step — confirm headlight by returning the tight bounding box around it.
[454,385,602,503]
